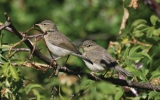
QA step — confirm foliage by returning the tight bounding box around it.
[0,0,160,100]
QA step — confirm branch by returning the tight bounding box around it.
[11,48,30,52]
[0,13,11,30]
[1,12,55,67]
[1,12,160,92]
[0,61,51,71]
[144,0,160,18]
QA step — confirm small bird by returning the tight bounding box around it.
[81,40,133,77]
[35,20,91,63]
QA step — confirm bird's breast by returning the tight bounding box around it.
[83,60,105,72]
[44,36,72,57]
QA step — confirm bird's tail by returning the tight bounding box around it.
[113,65,133,77]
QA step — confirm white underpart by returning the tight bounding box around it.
[44,35,72,57]
[83,60,105,72]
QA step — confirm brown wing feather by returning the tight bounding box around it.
[86,45,133,76]
[47,31,81,54]
[86,46,117,68]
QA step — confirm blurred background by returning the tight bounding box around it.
[0,0,157,99]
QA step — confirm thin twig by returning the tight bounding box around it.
[58,86,64,100]
[0,61,52,69]
[50,86,58,100]
[11,48,30,52]
[8,38,26,54]
[29,35,38,59]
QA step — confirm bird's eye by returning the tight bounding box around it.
[43,23,46,26]
[87,45,91,47]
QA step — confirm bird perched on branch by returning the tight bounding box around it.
[35,20,92,64]
[81,40,133,77]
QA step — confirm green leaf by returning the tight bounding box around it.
[25,84,44,94]
[97,82,116,94]
[129,46,141,56]
[133,97,141,100]
[146,27,154,38]
[115,88,124,100]
[148,91,159,99]
[145,69,149,76]
[133,24,149,31]
[132,30,144,38]
[125,60,132,66]
[132,70,146,81]
[123,48,130,60]
[80,78,93,88]
[129,46,143,62]
[150,67,160,79]
[131,19,147,28]
[0,54,7,63]
[141,93,148,99]
[2,62,9,77]
[152,29,160,36]
[150,15,158,26]
[90,86,97,98]
[9,64,19,80]
[5,79,10,87]
[139,52,152,61]
[1,44,10,52]
[32,89,41,100]
[129,53,141,62]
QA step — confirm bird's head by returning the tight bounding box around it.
[35,20,57,33]
[81,40,97,52]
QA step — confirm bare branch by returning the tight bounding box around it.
[0,61,51,70]
[1,12,160,92]
[1,13,56,67]
[144,0,160,18]
[11,48,30,52]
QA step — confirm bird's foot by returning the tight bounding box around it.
[54,57,61,61]
[49,59,59,77]
[90,72,103,81]
[90,72,95,76]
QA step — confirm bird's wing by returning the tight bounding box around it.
[86,46,133,76]
[85,46,104,64]
[47,32,81,54]
[99,47,119,69]
[86,46,117,68]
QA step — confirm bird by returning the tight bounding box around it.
[81,40,133,77]
[35,20,92,64]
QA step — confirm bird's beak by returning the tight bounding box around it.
[80,45,84,48]
[34,24,42,32]
[35,23,40,26]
